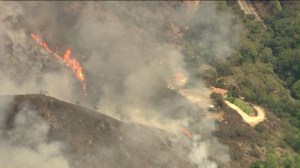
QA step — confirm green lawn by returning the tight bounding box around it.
[225,96,254,115]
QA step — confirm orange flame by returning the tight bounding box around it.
[63,48,87,95]
[180,127,193,139]
[31,33,87,96]
[31,34,52,54]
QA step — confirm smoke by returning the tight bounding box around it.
[0,1,241,167]
[0,71,77,101]
[0,98,70,168]
[182,2,241,59]
[0,2,82,103]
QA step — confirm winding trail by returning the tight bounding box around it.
[225,100,265,127]
[177,87,266,127]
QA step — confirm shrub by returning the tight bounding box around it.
[255,123,266,133]
[210,92,225,107]
[250,149,261,159]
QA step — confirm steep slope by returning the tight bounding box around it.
[1,94,194,168]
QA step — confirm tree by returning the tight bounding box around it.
[210,92,224,108]
[292,80,300,99]
[255,123,266,133]
[214,60,232,77]
[284,132,300,152]
[258,47,275,64]
[202,67,218,85]
[281,154,296,168]
[265,151,280,168]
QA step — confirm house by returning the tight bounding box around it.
[211,87,228,96]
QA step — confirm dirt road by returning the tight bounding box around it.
[178,88,211,107]
[238,1,263,22]
[178,87,266,126]
[225,100,265,127]
[178,88,226,122]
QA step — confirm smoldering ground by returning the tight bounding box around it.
[0,1,241,167]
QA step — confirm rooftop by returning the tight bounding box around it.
[211,87,228,96]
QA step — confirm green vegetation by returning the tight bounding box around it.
[180,1,300,167]
[250,150,297,168]
[210,92,224,108]
[225,96,254,115]
[254,123,266,133]
[292,80,300,98]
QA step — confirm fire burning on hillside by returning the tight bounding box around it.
[0,2,236,167]
[30,34,87,96]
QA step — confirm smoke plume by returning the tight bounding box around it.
[0,1,241,167]
[0,98,70,168]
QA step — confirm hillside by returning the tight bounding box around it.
[1,1,299,168]
[0,94,194,168]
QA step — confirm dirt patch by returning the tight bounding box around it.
[178,88,211,107]
[206,111,224,122]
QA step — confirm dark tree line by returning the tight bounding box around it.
[180,1,300,166]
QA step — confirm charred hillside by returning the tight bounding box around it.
[0,2,234,167]
[0,94,194,168]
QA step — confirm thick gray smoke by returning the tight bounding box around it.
[0,98,70,168]
[0,2,78,102]
[0,1,241,167]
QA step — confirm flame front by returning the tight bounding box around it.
[31,33,87,96]
[63,49,87,95]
